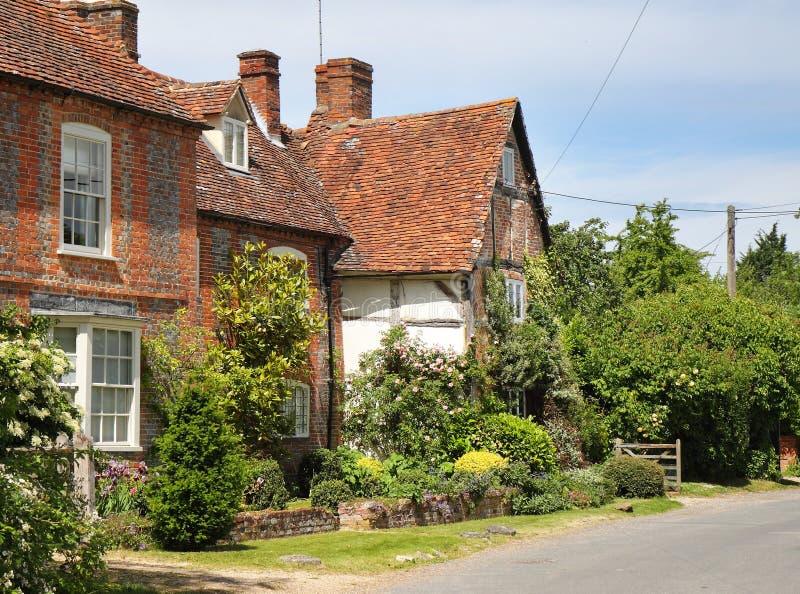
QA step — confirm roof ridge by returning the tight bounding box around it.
[171,80,239,91]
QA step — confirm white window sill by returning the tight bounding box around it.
[94,445,143,453]
[58,249,120,262]
[224,162,249,174]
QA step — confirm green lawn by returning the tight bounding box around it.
[107,498,679,575]
[677,479,796,498]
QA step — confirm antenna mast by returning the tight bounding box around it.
[318,0,323,64]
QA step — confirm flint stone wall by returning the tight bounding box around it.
[225,507,339,542]
[338,489,515,530]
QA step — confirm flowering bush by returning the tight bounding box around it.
[342,326,478,463]
[0,307,108,592]
[453,451,507,475]
[95,459,148,517]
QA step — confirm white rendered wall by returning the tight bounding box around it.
[341,277,467,374]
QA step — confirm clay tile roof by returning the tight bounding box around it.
[297,98,519,273]
[196,124,349,239]
[0,0,203,125]
[171,81,240,116]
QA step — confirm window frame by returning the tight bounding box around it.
[282,381,311,439]
[60,123,112,257]
[502,146,515,188]
[505,277,525,322]
[50,316,142,452]
[221,115,248,172]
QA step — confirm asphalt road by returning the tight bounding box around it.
[389,489,800,594]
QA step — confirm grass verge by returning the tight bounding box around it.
[107,497,679,575]
[677,479,797,498]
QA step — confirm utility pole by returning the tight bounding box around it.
[727,205,736,297]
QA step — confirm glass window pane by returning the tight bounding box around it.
[73,220,86,246]
[92,356,104,383]
[94,329,106,355]
[63,193,74,218]
[116,390,128,413]
[63,136,75,164]
[102,417,114,442]
[120,331,132,356]
[116,416,128,442]
[108,331,119,357]
[224,121,233,163]
[90,168,103,194]
[63,219,73,244]
[91,415,101,440]
[77,139,90,166]
[235,125,245,166]
[53,327,77,354]
[63,164,76,190]
[91,142,102,169]
[102,389,115,413]
[86,222,98,248]
[77,165,90,190]
[74,195,85,220]
[119,359,132,385]
[91,387,101,413]
[107,359,119,385]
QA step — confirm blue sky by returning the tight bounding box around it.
[134,0,800,270]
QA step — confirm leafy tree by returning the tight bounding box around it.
[738,223,800,312]
[146,376,246,550]
[0,306,108,592]
[566,282,800,479]
[211,242,324,452]
[545,218,620,320]
[613,200,705,300]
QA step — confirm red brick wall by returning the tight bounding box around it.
[62,0,139,61]
[314,58,373,122]
[197,214,345,470]
[238,50,281,133]
[0,78,200,455]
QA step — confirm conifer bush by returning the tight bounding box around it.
[147,378,246,550]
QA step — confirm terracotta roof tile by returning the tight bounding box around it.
[297,99,519,272]
[172,81,239,116]
[196,123,348,239]
[0,0,202,124]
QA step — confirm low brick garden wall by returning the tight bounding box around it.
[225,507,339,542]
[338,489,515,530]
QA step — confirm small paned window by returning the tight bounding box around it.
[502,146,515,187]
[61,124,110,253]
[508,389,525,417]
[506,278,524,322]
[223,117,247,169]
[91,329,134,444]
[282,382,310,438]
[53,326,78,401]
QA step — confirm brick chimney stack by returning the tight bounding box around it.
[314,58,373,123]
[62,1,140,61]
[238,50,281,134]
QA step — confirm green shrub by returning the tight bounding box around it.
[745,448,780,481]
[497,461,536,494]
[357,456,384,475]
[299,448,342,495]
[454,451,507,474]
[784,458,800,477]
[511,472,571,514]
[544,417,583,470]
[385,468,440,502]
[473,413,557,472]
[564,467,616,507]
[310,479,353,511]
[102,513,153,550]
[446,469,503,501]
[146,378,246,550]
[243,458,290,510]
[602,456,664,498]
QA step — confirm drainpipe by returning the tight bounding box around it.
[491,195,497,267]
[324,240,350,449]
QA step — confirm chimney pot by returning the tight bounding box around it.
[238,49,281,135]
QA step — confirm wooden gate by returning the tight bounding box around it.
[614,438,681,492]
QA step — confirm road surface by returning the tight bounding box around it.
[389,489,800,594]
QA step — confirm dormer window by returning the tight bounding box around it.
[502,146,515,187]
[223,116,247,169]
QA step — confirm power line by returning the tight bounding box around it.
[738,201,800,212]
[692,229,726,255]
[542,0,651,183]
[735,212,799,220]
[544,190,800,214]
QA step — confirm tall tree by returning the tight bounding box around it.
[613,199,704,300]
[737,224,800,312]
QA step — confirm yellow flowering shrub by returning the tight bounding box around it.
[356,456,384,475]
[454,451,507,475]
